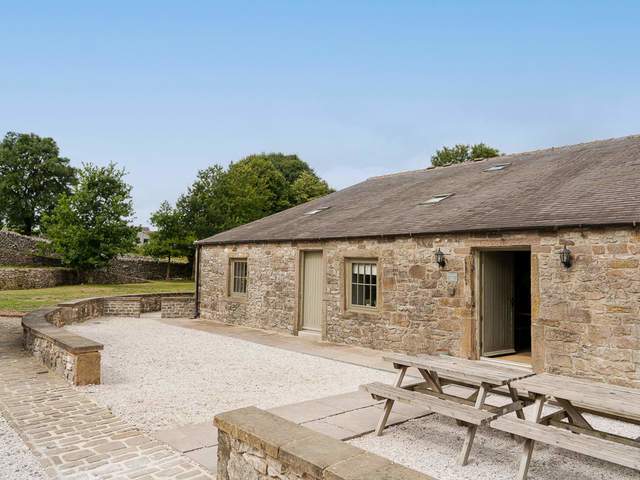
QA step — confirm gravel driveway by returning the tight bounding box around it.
[350,412,640,480]
[0,414,46,480]
[68,317,394,432]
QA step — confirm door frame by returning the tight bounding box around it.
[296,249,326,337]
[473,246,531,360]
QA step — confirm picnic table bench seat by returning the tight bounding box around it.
[491,416,640,471]
[361,382,497,426]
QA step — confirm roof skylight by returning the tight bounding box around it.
[483,163,511,172]
[304,206,331,216]
[419,194,453,205]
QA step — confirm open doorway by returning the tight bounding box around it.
[480,250,531,364]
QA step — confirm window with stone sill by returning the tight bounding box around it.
[229,259,248,296]
[346,260,378,310]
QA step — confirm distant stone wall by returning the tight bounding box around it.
[0,230,60,267]
[0,230,191,284]
[0,267,78,290]
[215,406,429,480]
[161,296,196,318]
[104,255,192,281]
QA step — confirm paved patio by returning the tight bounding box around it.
[0,317,213,479]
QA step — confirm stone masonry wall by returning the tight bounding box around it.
[0,230,60,266]
[199,226,640,388]
[161,296,196,318]
[0,267,78,290]
[103,298,142,317]
[23,330,76,382]
[215,406,428,480]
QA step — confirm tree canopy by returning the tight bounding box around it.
[43,163,137,271]
[157,153,333,259]
[430,143,501,167]
[143,201,195,278]
[0,132,76,235]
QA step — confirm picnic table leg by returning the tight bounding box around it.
[556,399,591,429]
[509,385,525,420]
[375,366,407,436]
[517,394,546,480]
[458,382,489,466]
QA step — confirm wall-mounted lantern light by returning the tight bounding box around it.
[559,245,572,268]
[435,248,446,268]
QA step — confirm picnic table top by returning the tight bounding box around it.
[384,353,535,386]
[512,373,640,422]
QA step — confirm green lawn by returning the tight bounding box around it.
[0,280,195,313]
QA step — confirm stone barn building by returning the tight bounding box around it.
[195,135,640,388]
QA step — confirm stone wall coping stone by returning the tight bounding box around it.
[22,308,104,354]
[215,406,434,480]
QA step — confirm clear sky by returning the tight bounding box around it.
[2,1,639,225]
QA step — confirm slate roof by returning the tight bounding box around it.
[197,135,640,245]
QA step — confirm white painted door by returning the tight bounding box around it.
[482,251,516,356]
[302,252,323,331]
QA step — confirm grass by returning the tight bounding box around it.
[0,280,195,313]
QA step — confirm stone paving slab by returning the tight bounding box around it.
[151,421,217,453]
[0,318,213,480]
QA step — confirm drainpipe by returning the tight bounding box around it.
[194,244,201,317]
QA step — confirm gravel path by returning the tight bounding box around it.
[350,411,640,480]
[0,414,47,480]
[68,317,394,432]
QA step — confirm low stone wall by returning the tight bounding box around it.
[215,406,431,480]
[0,267,78,290]
[22,292,195,385]
[161,296,196,318]
[104,297,143,317]
[22,307,103,385]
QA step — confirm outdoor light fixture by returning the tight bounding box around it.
[559,245,572,268]
[435,248,446,268]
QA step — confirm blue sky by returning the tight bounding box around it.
[2,1,639,225]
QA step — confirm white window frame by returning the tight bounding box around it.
[229,258,248,297]
[345,259,379,312]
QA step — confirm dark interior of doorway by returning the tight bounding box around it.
[498,251,531,363]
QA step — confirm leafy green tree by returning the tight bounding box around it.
[144,201,194,279]
[0,132,76,235]
[431,143,501,167]
[172,153,333,262]
[290,171,333,204]
[43,163,137,271]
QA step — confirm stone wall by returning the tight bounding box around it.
[0,267,78,290]
[215,406,429,480]
[0,230,191,283]
[198,226,640,388]
[23,292,195,385]
[0,230,60,267]
[103,297,143,317]
[161,296,196,318]
[22,307,103,385]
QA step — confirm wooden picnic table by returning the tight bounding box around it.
[491,373,640,479]
[361,353,534,466]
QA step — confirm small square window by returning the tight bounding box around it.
[347,260,378,309]
[230,259,248,295]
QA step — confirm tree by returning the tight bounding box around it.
[43,163,137,271]
[144,201,194,279]
[431,142,501,167]
[290,171,333,204]
[172,152,334,262]
[0,132,76,235]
